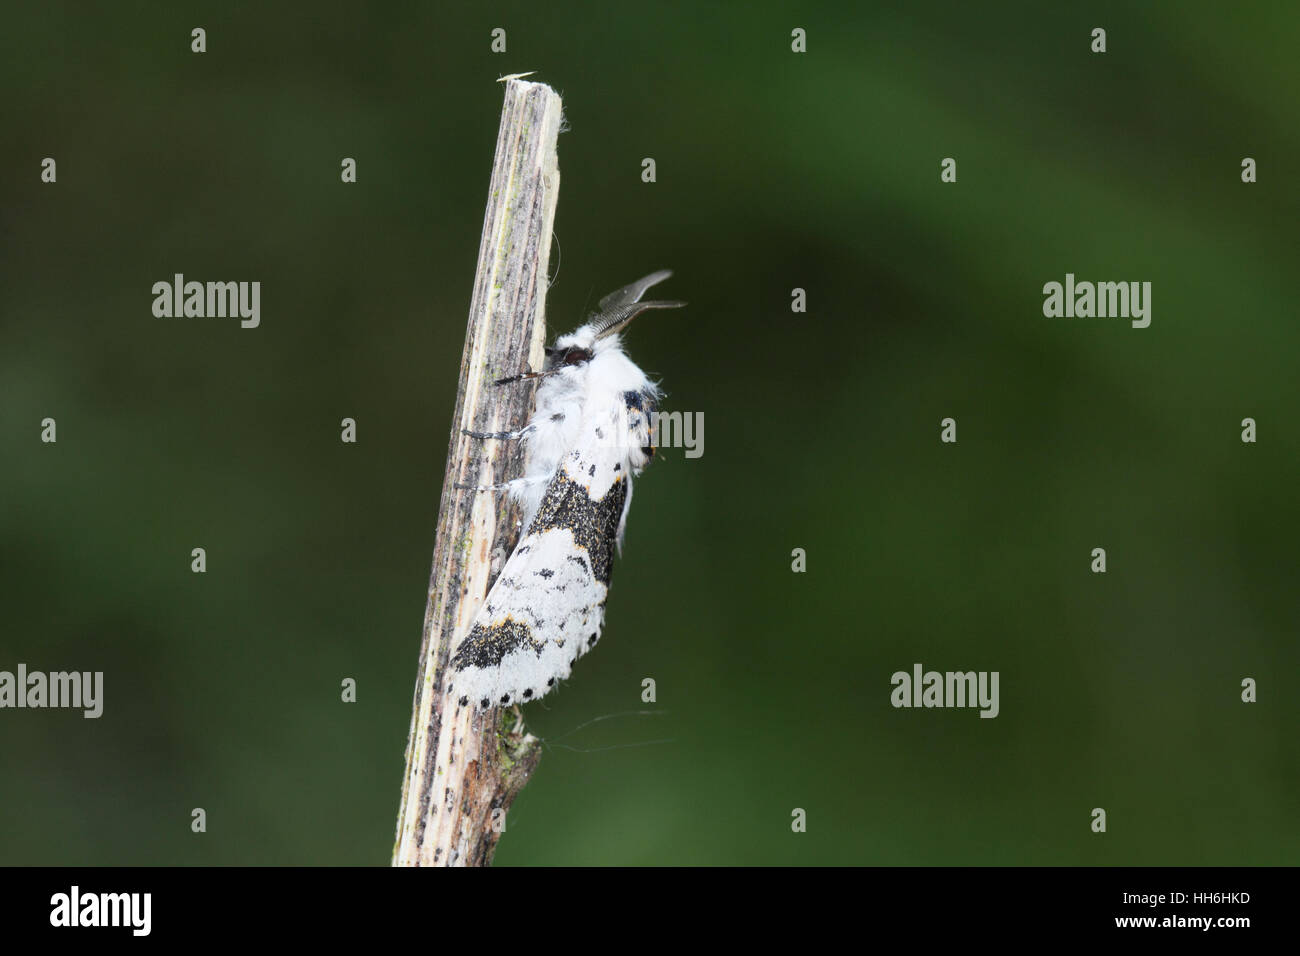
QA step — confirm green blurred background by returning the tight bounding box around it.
[2,1,1296,865]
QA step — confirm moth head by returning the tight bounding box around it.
[545,269,686,369]
[542,341,596,372]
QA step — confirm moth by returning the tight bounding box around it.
[450,271,685,710]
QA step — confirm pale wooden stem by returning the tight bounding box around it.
[392,77,562,867]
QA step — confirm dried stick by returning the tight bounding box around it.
[393,76,561,866]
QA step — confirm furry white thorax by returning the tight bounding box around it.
[511,328,659,541]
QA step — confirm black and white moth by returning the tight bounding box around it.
[450,270,685,710]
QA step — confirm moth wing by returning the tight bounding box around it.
[449,456,628,709]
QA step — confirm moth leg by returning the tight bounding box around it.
[454,474,550,493]
[454,480,512,492]
[493,369,553,386]
[462,426,532,441]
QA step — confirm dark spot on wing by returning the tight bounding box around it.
[536,568,554,579]
[451,618,544,670]
[529,469,627,585]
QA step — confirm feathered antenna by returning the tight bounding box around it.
[590,270,686,340]
[591,299,687,340]
[493,270,685,384]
